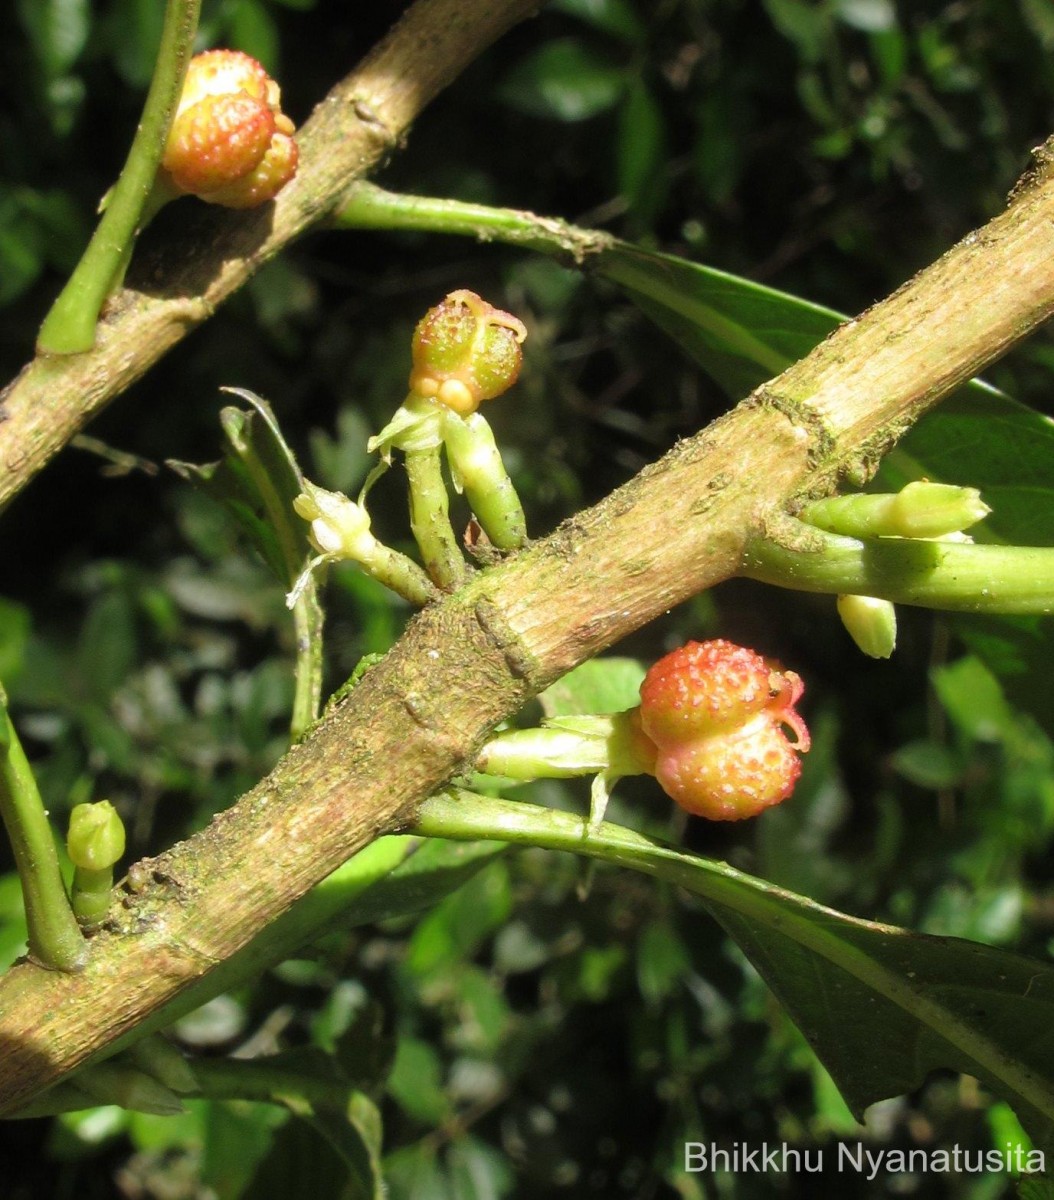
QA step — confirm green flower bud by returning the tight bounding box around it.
[889,481,990,539]
[67,801,125,871]
[67,800,126,930]
[800,481,989,540]
[837,594,898,658]
[441,411,527,551]
[129,1034,199,1095]
[408,290,527,415]
[77,1061,185,1115]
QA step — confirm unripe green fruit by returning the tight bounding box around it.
[67,800,125,871]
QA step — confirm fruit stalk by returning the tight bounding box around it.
[0,688,86,971]
[36,0,202,354]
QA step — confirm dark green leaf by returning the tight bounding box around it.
[598,242,841,399]
[331,1000,395,1095]
[16,0,90,77]
[550,0,646,44]
[241,1114,353,1200]
[538,655,645,717]
[405,860,511,975]
[427,792,1054,1156]
[200,1101,282,1199]
[498,39,625,122]
[307,1097,384,1200]
[225,0,281,72]
[387,1037,451,1125]
[105,0,165,87]
[616,80,667,223]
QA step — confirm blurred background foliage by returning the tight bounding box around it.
[1,0,1054,1196]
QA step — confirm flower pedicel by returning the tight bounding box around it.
[477,638,811,829]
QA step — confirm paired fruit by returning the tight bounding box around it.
[636,639,810,820]
[160,50,298,208]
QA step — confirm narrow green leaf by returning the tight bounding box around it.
[616,80,667,222]
[337,837,507,929]
[307,1098,384,1200]
[16,0,90,77]
[598,242,841,398]
[167,390,309,589]
[242,1115,355,1200]
[420,791,1054,1156]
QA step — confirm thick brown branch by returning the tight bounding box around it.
[3,139,1054,1108]
[0,0,542,511]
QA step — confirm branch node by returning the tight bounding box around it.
[748,385,833,470]
[350,95,401,149]
[473,596,539,684]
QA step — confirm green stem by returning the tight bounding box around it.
[71,866,115,930]
[36,0,201,354]
[291,577,325,741]
[218,395,326,740]
[14,1053,358,1119]
[361,543,441,607]
[0,690,87,971]
[741,522,1054,613]
[442,412,527,551]
[187,1057,361,1108]
[405,444,467,590]
[333,182,610,258]
[332,185,787,376]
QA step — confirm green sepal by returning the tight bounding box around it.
[365,394,443,461]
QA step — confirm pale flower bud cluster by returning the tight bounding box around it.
[293,483,378,564]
